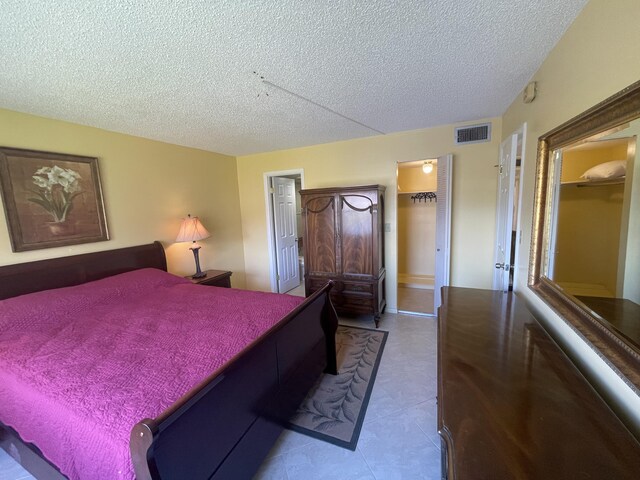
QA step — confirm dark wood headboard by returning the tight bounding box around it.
[0,241,167,300]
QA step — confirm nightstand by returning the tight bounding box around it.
[187,269,232,288]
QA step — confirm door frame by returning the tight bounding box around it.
[493,123,527,290]
[396,154,452,315]
[264,169,305,293]
[492,134,518,291]
[511,123,527,289]
[434,153,453,310]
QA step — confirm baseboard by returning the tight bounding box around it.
[398,273,434,290]
[400,283,434,290]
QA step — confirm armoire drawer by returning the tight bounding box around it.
[340,281,374,295]
[307,278,332,292]
[306,278,373,296]
[333,293,374,308]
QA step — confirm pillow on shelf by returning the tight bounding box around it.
[580,159,626,180]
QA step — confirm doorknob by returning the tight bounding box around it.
[495,263,510,271]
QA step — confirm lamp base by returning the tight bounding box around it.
[190,245,206,279]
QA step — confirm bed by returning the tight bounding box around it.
[0,241,338,479]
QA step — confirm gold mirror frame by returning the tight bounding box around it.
[529,79,640,392]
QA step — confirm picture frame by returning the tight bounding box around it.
[0,147,109,252]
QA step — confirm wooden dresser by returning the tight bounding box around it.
[300,185,386,326]
[438,287,640,479]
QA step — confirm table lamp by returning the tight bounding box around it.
[176,214,211,278]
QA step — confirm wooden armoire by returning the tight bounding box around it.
[300,185,386,326]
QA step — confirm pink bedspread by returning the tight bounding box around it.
[0,268,304,480]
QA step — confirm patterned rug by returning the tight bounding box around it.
[287,325,388,450]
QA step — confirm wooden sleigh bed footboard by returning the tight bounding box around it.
[131,282,337,480]
[0,242,338,480]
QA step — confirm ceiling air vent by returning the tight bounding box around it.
[454,123,491,145]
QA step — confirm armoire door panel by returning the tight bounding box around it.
[340,195,373,275]
[304,196,337,275]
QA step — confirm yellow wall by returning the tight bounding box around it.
[236,118,501,310]
[397,194,436,278]
[502,0,640,434]
[397,163,438,192]
[555,183,623,295]
[0,109,247,287]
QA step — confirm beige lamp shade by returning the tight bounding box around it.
[176,215,211,242]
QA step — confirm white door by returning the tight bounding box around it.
[272,177,300,293]
[434,154,453,310]
[492,134,518,291]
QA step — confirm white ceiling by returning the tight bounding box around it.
[1,0,589,156]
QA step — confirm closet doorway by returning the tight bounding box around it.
[264,169,305,296]
[397,155,452,315]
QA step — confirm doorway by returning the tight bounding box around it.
[493,124,526,291]
[264,169,305,295]
[397,154,452,315]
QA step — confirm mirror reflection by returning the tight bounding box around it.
[543,119,640,347]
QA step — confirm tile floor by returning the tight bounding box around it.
[0,313,440,480]
[0,449,32,480]
[254,312,441,479]
[397,287,434,316]
[285,282,305,297]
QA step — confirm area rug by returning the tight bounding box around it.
[287,325,388,450]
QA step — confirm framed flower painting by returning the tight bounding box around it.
[0,147,109,252]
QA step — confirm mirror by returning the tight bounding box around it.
[530,80,640,391]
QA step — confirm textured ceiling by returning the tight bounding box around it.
[1,0,589,156]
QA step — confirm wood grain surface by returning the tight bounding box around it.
[438,287,640,479]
